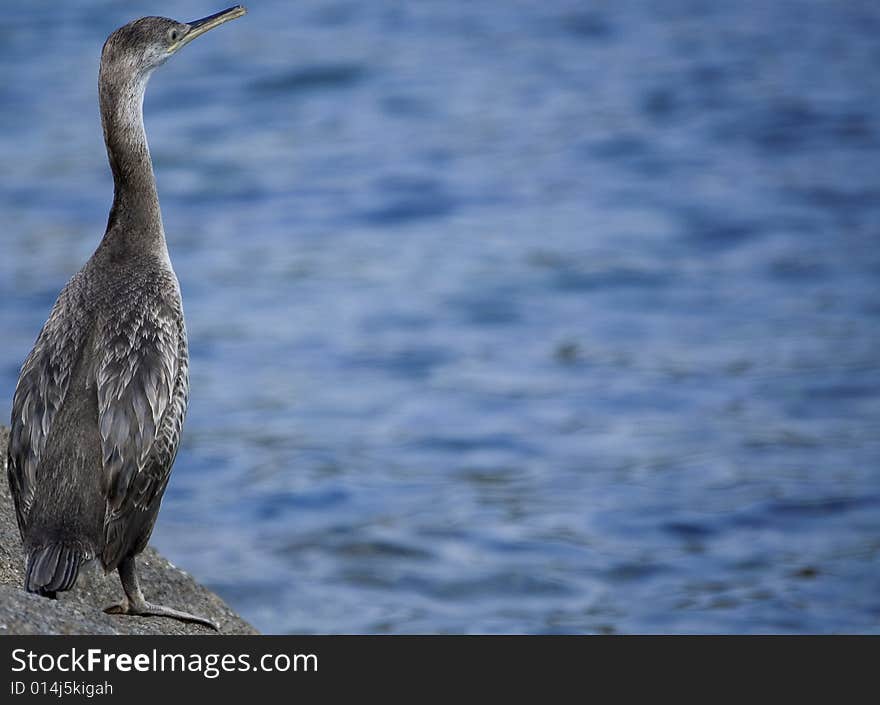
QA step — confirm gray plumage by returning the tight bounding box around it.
[6,7,246,628]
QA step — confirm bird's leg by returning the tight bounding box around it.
[104,555,219,630]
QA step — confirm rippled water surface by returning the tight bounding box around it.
[1,1,879,633]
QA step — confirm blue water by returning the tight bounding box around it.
[1,1,879,633]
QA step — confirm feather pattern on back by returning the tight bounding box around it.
[98,274,188,568]
[7,273,89,533]
[6,256,188,573]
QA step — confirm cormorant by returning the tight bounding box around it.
[6,6,247,629]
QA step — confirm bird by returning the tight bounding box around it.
[5,6,246,629]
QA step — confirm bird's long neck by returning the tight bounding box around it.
[98,62,168,259]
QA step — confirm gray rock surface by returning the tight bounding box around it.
[0,426,257,635]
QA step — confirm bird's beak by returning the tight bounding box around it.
[169,5,247,54]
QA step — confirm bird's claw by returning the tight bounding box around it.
[104,599,219,630]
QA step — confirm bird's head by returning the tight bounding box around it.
[101,5,246,79]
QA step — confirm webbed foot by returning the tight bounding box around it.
[104,598,218,630]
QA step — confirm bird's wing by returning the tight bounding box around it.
[7,276,87,532]
[97,294,185,531]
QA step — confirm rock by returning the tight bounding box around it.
[0,426,257,635]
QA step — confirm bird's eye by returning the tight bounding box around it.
[169,29,179,42]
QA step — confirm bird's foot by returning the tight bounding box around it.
[104,599,219,630]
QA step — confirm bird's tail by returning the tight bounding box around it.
[25,543,84,598]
